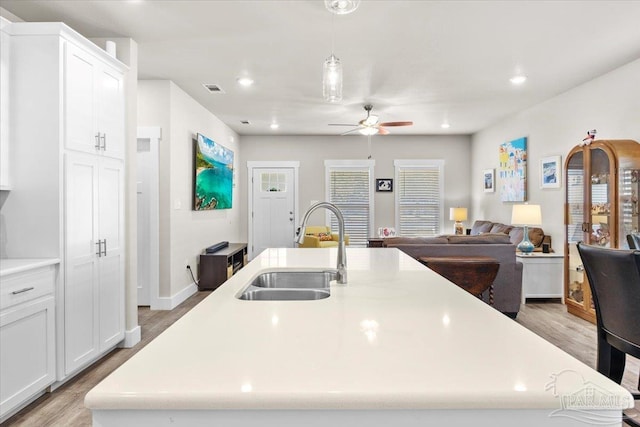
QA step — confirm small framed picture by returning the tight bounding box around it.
[483,169,495,193]
[540,156,561,189]
[376,178,393,192]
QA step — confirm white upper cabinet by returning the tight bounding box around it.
[97,66,125,159]
[64,41,124,159]
[0,17,11,190]
[64,43,97,155]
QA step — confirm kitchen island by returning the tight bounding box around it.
[85,248,633,426]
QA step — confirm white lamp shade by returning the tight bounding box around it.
[511,204,542,226]
[449,207,468,221]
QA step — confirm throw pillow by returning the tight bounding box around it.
[317,233,333,241]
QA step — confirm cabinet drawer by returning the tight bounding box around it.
[0,265,56,311]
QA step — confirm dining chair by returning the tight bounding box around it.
[628,233,640,250]
[576,242,640,426]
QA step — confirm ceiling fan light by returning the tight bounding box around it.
[323,54,343,103]
[358,127,378,136]
[325,0,360,15]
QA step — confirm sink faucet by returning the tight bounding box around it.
[295,202,347,284]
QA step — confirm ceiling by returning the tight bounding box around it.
[2,1,640,136]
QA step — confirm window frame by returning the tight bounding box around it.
[324,159,375,246]
[394,159,445,237]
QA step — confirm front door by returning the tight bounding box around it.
[251,167,296,258]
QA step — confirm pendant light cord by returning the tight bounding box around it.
[331,13,335,54]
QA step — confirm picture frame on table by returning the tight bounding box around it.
[483,169,495,193]
[540,155,561,189]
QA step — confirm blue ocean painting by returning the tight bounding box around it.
[194,133,234,210]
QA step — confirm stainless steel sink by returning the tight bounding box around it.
[238,288,330,301]
[236,269,337,301]
[249,270,338,289]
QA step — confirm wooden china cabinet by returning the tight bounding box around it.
[564,139,640,323]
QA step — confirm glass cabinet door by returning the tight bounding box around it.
[619,167,640,248]
[589,148,612,247]
[566,151,585,305]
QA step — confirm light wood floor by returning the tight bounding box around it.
[2,297,638,426]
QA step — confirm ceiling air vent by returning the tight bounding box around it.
[240,120,250,125]
[202,83,225,93]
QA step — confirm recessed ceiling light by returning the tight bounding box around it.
[237,77,254,87]
[510,75,527,85]
[270,123,279,130]
[441,122,451,129]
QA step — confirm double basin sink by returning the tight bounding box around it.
[237,269,337,301]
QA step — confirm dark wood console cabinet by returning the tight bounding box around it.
[198,243,248,290]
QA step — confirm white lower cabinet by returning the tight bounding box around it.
[65,152,124,375]
[0,264,57,422]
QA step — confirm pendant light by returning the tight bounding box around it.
[322,13,343,103]
[323,54,342,103]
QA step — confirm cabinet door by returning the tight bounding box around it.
[0,296,56,420]
[0,22,10,190]
[64,152,99,374]
[97,65,125,159]
[97,158,124,351]
[64,43,98,155]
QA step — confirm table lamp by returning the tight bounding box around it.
[511,204,542,254]
[449,207,468,235]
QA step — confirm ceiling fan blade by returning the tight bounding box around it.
[377,127,390,135]
[329,123,359,127]
[340,128,363,136]
[378,121,413,127]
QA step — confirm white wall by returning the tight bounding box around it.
[471,58,640,250]
[138,80,241,299]
[239,134,472,241]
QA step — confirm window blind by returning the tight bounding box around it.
[396,164,442,237]
[327,169,371,247]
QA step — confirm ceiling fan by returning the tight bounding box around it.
[329,104,413,136]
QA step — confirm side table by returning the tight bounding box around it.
[367,238,385,248]
[516,252,564,304]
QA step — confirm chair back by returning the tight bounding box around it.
[627,233,640,249]
[577,242,640,357]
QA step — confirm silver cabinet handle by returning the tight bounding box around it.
[101,133,107,151]
[102,239,107,256]
[12,287,34,295]
[95,133,102,149]
[96,240,103,257]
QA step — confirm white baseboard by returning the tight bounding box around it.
[153,282,198,311]
[120,325,141,348]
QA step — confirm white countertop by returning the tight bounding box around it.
[0,258,60,277]
[85,248,632,411]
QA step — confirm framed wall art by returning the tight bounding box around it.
[193,133,234,210]
[540,155,561,189]
[376,178,393,192]
[499,136,527,202]
[483,169,495,193]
